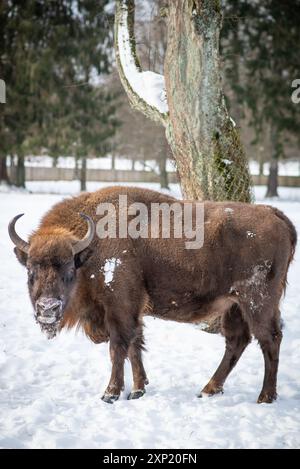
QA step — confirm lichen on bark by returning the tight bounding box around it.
[212,120,253,202]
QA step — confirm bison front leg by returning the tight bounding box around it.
[101,338,127,404]
[128,326,149,400]
[101,265,147,404]
[101,308,142,404]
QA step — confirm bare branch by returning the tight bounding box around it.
[114,0,169,127]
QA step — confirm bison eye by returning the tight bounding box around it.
[64,268,75,284]
[28,269,35,285]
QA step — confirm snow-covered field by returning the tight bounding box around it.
[0,183,300,449]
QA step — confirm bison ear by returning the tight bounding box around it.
[74,247,92,269]
[14,247,28,266]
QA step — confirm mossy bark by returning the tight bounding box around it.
[164,0,252,202]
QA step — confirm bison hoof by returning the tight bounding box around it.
[257,391,277,404]
[198,386,224,398]
[101,393,120,404]
[127,389,146,400]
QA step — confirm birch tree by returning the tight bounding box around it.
[114,0,253,202]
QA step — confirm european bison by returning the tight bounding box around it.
[8,186,296,403]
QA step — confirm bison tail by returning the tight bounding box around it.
[271,207,297,262]
[271,207,297,295]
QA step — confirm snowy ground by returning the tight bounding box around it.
[0,183,300,449]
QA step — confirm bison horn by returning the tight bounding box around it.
[72,213,95,255]
[8,213,30,253]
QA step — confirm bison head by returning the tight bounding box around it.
[8,213,95,339]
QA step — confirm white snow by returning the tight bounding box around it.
[249,159,300,177]
[230,117,236,127]
[24,155,176,173]
[246,231,256,238]
[222,158,233,166]
[0,184,300,449]
[103,258,122,288]
[118,4,168,114]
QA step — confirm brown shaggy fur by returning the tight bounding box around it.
[13,186,297,403]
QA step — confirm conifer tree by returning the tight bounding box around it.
[222,0,300,197]
[0,1,117,187]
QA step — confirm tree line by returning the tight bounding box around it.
[1,0,300,197]
[222,0,300,197]
[0,0,119,190]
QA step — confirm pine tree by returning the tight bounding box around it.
[0,1,118,187]
[222,0,300,197]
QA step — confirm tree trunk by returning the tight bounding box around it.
[159,138,169,190]
[257,143,265,177]
[159,157,169,189]
[115,0,252,202]
[15,155,25,188]
[259,159,264,176]
[266,161,279,198]
[9,155,16,185]
[164,0,252,202]
[80,155,87,192]
[266,127,279,198]
[111,152,116,170]
[74,157,79,179]
[0,156,10,184]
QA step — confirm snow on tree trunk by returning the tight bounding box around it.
[114,0,168,126]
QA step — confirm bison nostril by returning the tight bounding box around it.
[51,304,61,315]
[36,298,63,321]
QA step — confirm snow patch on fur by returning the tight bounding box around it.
[103,258,122,289]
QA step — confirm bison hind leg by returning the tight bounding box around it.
[252,310,282,404]
[199,304,251,398]
[127,323,149,400]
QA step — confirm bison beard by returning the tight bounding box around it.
[8,186,297,404]
[37,319,60,340]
